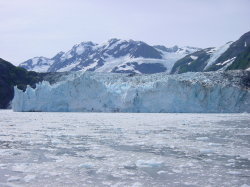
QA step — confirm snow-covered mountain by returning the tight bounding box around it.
[171,42,233,74]
[171,31,250,73]
[19,31,250,74]
[19,39,200,74]
[13,70,250,113]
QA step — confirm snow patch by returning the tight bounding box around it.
[204,42,233,70]
[216,57,236,66]
[76,45,85,55]
[190,55,198,60]
[217,57,236,71]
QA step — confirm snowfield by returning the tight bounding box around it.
[0,110,249,186]
[13,71,250,113]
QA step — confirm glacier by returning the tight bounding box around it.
[12,71,250,113]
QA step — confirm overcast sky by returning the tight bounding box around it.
[1,0,250,65]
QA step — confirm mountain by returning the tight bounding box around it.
[0,58,68,109]
[13,70,250,113]
[171,31,250,74]
[0,58,41,108]
[227,46,250,70]
[207,31,250,71]
[19,39,200,74]
[18,31,250,75]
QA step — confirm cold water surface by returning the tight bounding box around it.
[0,110,249,186]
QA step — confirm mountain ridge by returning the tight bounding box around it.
[19,38,200,74]
[172,31,250,73]
[19,31,250,74]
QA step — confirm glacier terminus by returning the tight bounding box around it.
[13,70,250,113]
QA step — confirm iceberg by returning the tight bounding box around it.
[12,71,250,113]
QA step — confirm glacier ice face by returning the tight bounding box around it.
[12,71,250,113]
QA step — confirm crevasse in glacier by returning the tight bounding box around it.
[12,71,250,112]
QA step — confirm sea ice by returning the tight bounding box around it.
[0,110,249,186]
[135,159,164,168]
